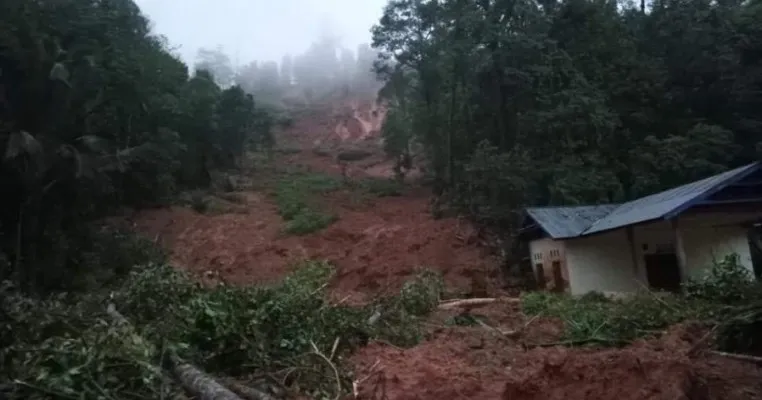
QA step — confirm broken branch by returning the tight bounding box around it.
[438,297,519,310]
[709,351,762,364]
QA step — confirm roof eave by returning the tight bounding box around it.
[662,162,762,220]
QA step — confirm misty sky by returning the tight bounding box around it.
[134,0,388,67]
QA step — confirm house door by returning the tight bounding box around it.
[644,253,681,292]
[551,261,565,292]
[535,264,546,289]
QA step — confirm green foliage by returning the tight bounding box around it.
[717,301,762,357]
[398,269,445,316]
[275,173,342,234]
[523,255,762,351]
[372,0,762,227]
[0,0,274,292]
[521,291,717,345]
[369,269,445,347]
[683,254,758,305]
[0,262,442,399]
[284,209,338,235]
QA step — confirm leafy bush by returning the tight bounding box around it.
[368,269,445,347]
[284,209,338,235]
[275,173,342,234]
[0,261,441,399]
[521,255,762,346]
[683,253,758,304]
[399,269,445,315]
[521,291,716,344]
[717,301,762,356]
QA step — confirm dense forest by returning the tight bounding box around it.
[374,0,762,228]
[0,0,275,293]
[0,0,383,294]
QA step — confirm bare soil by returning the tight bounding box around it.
[132,98,762,400]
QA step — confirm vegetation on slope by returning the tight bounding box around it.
[0,236,445,399]
[521,255,762,352]
[372,0,762,228]
[0,0,273,293]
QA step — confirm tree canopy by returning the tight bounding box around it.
[372,0,762,227]
[0,0,273,292]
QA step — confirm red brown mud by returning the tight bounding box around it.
[131,98,761,400]
[350,307,762,400]
[132,98,495,301]
[133,187,495,301]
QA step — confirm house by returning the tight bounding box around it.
[519,162,762,295]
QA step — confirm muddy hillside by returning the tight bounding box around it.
[132,97,762,400]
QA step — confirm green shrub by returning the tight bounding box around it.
[367,269,445,347]
[67,227,168,291]
[717,301,762,356]
[283,209,338,235]
[683,253,758,304]
[0,261,439,399]
[520,291,716,344]
[398,269,445,316]
[275,173,343,234]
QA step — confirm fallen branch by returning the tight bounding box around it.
[438,297,519,310]
[709,351,762,364]
[309,340,342,400]
[687,325,719,356]
[352,360,381,398]
[475,314,539,338]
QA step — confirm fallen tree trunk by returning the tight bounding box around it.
[170,355,246,400]
[106,303,247,400]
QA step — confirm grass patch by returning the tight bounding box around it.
[283,209,338,235]
[274,172,343,235]
[0,262,443,399]
[521,255,762,348]
[521,291,718,345]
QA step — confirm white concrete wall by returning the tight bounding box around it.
[528,238,568,291]
[677,211,762,278]
[564,229,642,295]
[563,211,762,295]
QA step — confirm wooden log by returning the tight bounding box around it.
[106,303,246,400]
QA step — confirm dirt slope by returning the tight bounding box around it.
[132,98,762,400]
[350,306,762,400]
[133,97,495,301]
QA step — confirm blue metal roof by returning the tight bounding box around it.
[524,162,761,239]
[525,205,620,239]
[582,162,761,235]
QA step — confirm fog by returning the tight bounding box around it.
[134,0,387,67]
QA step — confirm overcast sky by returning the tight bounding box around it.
[134,0,388,67]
